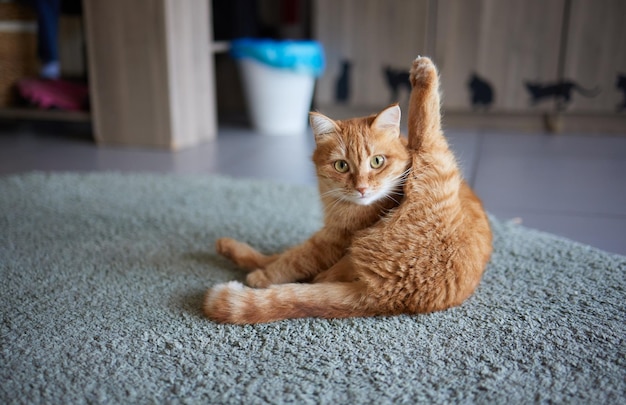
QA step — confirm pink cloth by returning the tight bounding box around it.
[16,78,89,111]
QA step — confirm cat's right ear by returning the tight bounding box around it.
[309,112,339,141]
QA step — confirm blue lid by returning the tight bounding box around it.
[230,38,325,77]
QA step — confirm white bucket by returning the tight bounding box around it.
[238,58,315,136]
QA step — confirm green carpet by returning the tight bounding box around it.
[1,172,624,404]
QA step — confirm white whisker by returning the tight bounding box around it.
[385,194,401,205]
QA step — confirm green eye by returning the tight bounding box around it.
[370,155,385,169]
[334,160,349,173]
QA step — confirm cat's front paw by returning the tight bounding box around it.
[410,56,437,88]
[216,237,239,261]
[246,269,272,288]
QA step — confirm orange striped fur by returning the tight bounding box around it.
[205,56,492,324]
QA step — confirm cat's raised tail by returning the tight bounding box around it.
[204,281,372,324]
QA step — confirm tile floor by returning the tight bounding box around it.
[1,120,625,256]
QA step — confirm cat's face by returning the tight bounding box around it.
[310,105,410,206]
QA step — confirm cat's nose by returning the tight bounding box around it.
[356,187,367,196]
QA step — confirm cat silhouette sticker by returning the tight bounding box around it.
[525,80,600,109]
[335,60,351,103]
[616,73,626,112]
[468,73,494,109]
[383,66,411,103]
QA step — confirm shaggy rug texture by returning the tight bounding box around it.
[1,173,624,404]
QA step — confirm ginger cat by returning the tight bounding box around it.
[204,57,492,324]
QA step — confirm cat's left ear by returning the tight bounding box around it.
[372,104,401,137]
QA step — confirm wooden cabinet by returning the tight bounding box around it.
[313,0,626,132]
[1,0,218,148]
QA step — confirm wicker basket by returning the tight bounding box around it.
[0,2,38,107]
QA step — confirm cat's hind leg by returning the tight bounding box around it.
[215,237,279,271]
[407,56,442,150]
